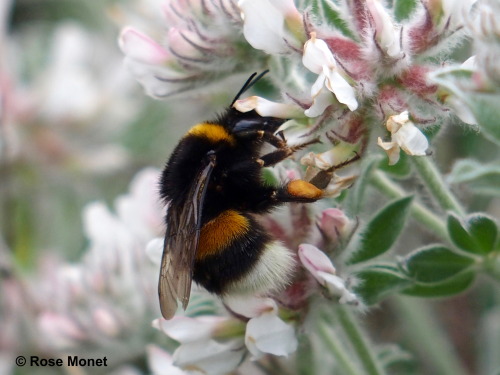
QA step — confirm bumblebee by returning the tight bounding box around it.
[158,72,325,319]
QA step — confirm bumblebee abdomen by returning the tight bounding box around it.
[193,211,295,295]
[196,210,250,259]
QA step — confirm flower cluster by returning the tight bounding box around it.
[114,0,486,374]
[0,169,164,373]
[120,0,477,172]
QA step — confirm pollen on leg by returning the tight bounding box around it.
[287,180,323,200]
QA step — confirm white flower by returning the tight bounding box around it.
[366,0,403,58]
[302,32,358,116]
[377,111,429,165]
[298,244,359,305]
[225,295,298,359]
[233,96,303,118]
[154,316,245,375]
[246,312,298,358]
[173,339,245,375]
[147,345,188,375]
[238,0,304,54]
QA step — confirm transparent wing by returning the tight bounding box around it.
[158,152,216,319]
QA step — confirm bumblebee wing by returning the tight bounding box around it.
[158,152,216,319]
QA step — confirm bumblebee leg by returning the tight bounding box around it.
[275,180,323,202]
[252,180,323,212]
[235,130,287,148]
[258,137,321,167]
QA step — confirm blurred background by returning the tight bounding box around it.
[1,0,220,264]
[1,1,500,375]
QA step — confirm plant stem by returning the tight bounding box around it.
[411,156,465,216]
[318,317,361,375]
[337,305,386,375]
[390,297,469,375]
[370,170,449,241]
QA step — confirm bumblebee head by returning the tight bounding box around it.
[224,71,287,134]
[227,109,287,134]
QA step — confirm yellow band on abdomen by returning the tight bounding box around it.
[197,210,250,259]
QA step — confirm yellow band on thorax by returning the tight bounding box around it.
[187,123,236,145]
[197,210,249,259]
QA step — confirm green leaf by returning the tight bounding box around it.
[468,93,500,147]
[403,245,475,283]
[448,213,498,255]
[402,272,475,298]
[347,196,413,264]
[321,0,356,39]
[447,159,500,197]
[469,215,498,253]
[393,0,418,21]
[354,264,412,305]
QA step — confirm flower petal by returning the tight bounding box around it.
[233,96,303,118]
[393,122,429,156]
[224,295,277,319]
[303,33,336,73]
[298,244,336,281]
[119,27,170,65]
[154,316,226,343]
[173,339,245,375]
[304,85,334,117]
[147,345,186,375]
[145,237,163,265]
[246,313,298,357]
[239,0,288,54]
[377,137,401,165]
[324,68,358,111]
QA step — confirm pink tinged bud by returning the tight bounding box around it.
[298,244,336,282]
[167,28,205,60]
[298,244,360,304]
[319,208,350,242]
[233,96,303,118]
[119,27,170,65]
[38,313,87,348]
[92,308,120,337]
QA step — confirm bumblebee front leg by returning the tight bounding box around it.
[253,180,323,212]
[258,137,321,167]
[235,129,286,148]
[275,179,324,203]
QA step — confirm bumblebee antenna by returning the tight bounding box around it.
[230,70,269,106]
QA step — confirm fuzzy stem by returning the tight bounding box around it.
[390,297,469,375]
[370,170,449,241]
[318,317,361,375]
[411,156,466,216]
[337,306,387,375]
